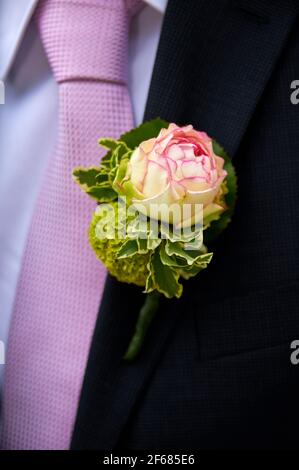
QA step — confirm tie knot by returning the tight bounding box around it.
[36,0,133,84]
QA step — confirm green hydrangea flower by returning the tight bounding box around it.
[88,202,150,287]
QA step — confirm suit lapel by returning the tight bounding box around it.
[71,0,298,450]
[145,0,298,156]
[0,0,39,80]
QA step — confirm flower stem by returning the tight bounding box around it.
[123,292,161,361]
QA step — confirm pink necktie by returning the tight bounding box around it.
[2,0,138,450]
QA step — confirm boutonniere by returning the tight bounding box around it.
[73,120,237,360]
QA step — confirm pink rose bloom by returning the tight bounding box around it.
[124,123,227,228]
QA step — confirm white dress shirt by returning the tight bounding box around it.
[0,0,166,389]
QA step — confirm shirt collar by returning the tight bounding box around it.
[0,0,39,79]
[0,0,167,80]
[144,0,168,14]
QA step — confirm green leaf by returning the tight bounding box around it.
[147,237,161,251]
[110,148,119,169]
[179,264,206,280]
[117,239,139,259]
[160,220,203,244]
[145,271,155,293]
[179,252,213,279]
[126,209,148,239]
[137,238,148,254]
[98,138,119,151]
[159,241,212,271]
[96,172,110,184]
[109,167,118,183]
[73,166,119,203]
[165,241,204,266]
[120,118,169,150]
[121,180,145,201]
[182,236,204,251]
[112,157,130,194]
[202,204,224,228]
[159,243,187,268]
[194,252,213,266]
[148,249,183,299]
[101,152,113,169]
[73,167,101,191]
[99,140,131,172]
[204,140,237,244]
[110,144,131,169]
[98,139,120,169]
[117,143,131,159]
[86,186,118,202]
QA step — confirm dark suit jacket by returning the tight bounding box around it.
[71,0,299,450]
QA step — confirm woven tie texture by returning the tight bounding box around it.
[1,0,138,450]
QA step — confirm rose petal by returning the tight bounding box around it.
[181,160,207,179]
[132,181,185,225]
[129,148,148,192]
[184,180,224,206]
[142,160,169,198]
[140,137,156,154]
[167,144,185,160]
[203,203,225,224]
[179,176,210,192]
